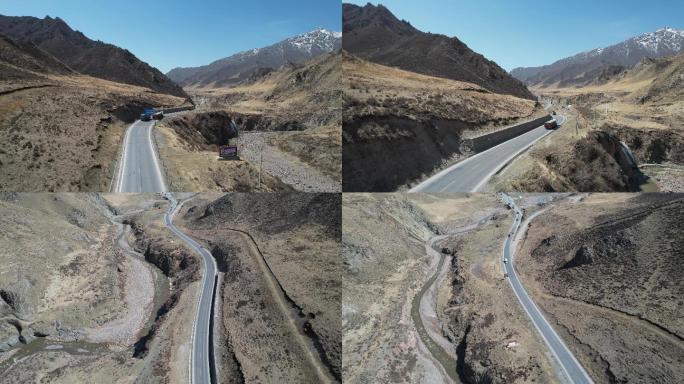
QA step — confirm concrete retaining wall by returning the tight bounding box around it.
[464,115,552,153]
[161,105,195,114]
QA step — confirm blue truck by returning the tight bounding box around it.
[140,108,163,121]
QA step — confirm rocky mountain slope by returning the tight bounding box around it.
[195,52,342,129]
[167,28,341,88]
[511,27,684,88]
[342,3,535,100]
[0,15,188,98]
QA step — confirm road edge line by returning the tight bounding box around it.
[168,196,217,384]
[472,129,552,192]
[113,121,134,192]
[148,121,167,192]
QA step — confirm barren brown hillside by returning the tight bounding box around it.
[343,3,535,100]
[515,193,684,383]
[343,53,542,191]
[0,15,188,98]
[177,193,342,382]
[0,193,201,383]
[343,194,559,383]
[0,33,187,192]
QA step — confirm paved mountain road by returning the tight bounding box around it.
[411,115,565,193]
[113,119,167,193]
[500,193,593,384]
[164,195,217,384]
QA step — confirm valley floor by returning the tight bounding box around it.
[342,192,684,383]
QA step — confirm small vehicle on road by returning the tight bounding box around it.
[152,111,164,120]
[503,258,508,263]
[544,119,558,129]
[140,108,156,122]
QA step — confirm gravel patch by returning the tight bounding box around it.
[238,132,340,192]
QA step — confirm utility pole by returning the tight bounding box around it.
[258,145,263,190]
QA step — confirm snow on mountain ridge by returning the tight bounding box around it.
[285,28,342,53]
[229,28,340,58]
[166,27,341,87]
[511,27,684,87]
[580,27,684,57]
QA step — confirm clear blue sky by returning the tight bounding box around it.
[1,0,341,73]
[347,0,684,70]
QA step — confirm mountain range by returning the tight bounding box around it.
[511,27,684,87]
[166,28,342,88]
[342,3,535,100]
[0,15,188,98]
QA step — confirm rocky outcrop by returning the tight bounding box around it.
[560,245,595,269]
[0,321,19,352]
[602,123,684,165]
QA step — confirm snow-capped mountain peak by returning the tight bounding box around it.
[629,27,684,53]
[511,27,684,87]
[167,28,341,87]
[285,28,342,53]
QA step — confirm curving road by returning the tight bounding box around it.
[499,193,593,384]
[164,194,217,384]
[113,119,167,192]
[410,115,565,193]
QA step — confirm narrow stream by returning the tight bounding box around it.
[410,245,460,383]
[409,215,494,384]
[0,338,106,373]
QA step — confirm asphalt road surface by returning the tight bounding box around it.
[114,119,167,192]
[164,195,217,384]
[500,193,593,384]
[411,115,565,193]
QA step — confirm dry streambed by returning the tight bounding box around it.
[0,194,197,383]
